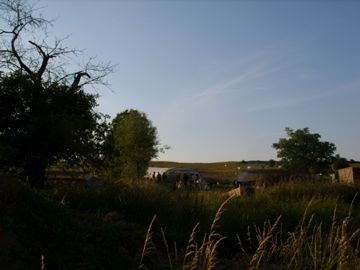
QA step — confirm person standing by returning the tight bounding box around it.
[156,172,162,183]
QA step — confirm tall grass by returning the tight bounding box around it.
[139,196,233,270]
[47,180,360,269]
[138,197,360,270]
[139,215,157,269]
[243,202,360,269]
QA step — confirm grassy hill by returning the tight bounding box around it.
[150,160,278,183]
[151,160,360,184]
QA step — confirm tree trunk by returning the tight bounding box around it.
[24,158,47,188]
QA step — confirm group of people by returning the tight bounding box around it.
[149,170,203,190]
[174,172,201,190]
[151,171,167,183]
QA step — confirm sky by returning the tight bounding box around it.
[37,0,360,162]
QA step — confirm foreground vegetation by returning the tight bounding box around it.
[1,2,358,269]
[1,174,360,269]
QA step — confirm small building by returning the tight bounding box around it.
[229,179,255,196]
[338,167,360,184]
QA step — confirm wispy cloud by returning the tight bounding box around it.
[160,31,358,123]
[190,67,262,105]
[171,56,292,114]
[245,78,360,113]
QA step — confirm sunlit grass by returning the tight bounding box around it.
[3,175,360,268]
[49,179,360,250]
[138,193,360,269]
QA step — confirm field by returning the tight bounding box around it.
[150,160,278,184]
[1,168,360,269]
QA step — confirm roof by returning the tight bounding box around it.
[338,166,360,171]
[165,167,200,174]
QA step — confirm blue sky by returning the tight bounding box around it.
[40,0,360,162]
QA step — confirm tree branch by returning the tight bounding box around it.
[28,40,53,77]
[10,27,33,76]
[1,0,113,89]
[70,72,91,91]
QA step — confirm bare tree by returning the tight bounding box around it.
[0,0,113,90]
[0,0,113,187]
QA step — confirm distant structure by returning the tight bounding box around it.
[338,167,360,184]
[229,179,255,197]
[147,167,207,190]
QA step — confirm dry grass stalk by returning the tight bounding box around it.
[138,194,360,270]
[249,215,281,270]
[139,215,156,270]
[139,195,233,270]
[41,254,45,270]
[161,228,173,270]
[232,196,360,270]
[284,199,315,269]
[181,196,234,270]
[182,223,200,270]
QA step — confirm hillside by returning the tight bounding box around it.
[150,160,276,183]
[151,160,360,184]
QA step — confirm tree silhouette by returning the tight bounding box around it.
[273,128,336,175]
[0,0,111,187]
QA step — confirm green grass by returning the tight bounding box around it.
[2,175,360,269]
[138,189,360,270]
[0,177,144,269]
[49,180,360,251]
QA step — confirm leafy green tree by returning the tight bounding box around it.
[268,159,276,168]
[272,128,336,174]
[0,72,107,187]
[331,154,350,172]
[0,0,111,187]
[104,109,160,181]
